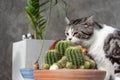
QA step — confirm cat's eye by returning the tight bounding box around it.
[73,32,78,36]
[66,33,69,36]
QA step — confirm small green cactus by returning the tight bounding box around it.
[89,60,96,69]
[65,46,85,68]
[40,63,50,70]
[79,65,85,69]
[84,61,91,69]
[60,56,68,64]
[45,50,60,65]
[86,59,96,69]
[66,62,74,69]
[56,56,68,68]
[55,40,73,56]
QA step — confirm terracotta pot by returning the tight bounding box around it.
[34,69,106,80]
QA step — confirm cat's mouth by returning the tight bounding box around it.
[70,40,82,45]
[66,38,83,45]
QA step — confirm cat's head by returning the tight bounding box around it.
[65,16,95,44]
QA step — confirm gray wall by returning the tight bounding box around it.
[0,0,120,80]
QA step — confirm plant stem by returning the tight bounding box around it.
[35,1,53,63]
[34,31,37,39]
[40,33,43,39]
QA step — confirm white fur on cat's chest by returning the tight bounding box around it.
[87,24,115,73]
[87,24,115,57]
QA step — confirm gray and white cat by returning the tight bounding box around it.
[65,16,120,80]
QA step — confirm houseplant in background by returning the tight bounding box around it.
[24,0,68,70]
[25,0,47,39]
[12,0,68,80]
[24,0,68,40]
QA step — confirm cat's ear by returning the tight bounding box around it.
[86,15,94,24]
[65,17,70,24]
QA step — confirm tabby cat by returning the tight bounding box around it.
[65,16,120,80]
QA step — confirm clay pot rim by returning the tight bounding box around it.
[34,69,106,73]
[34,69,106,80]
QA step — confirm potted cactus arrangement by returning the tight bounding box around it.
[34,40,106,80]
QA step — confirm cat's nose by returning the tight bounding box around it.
[69,38,72,41]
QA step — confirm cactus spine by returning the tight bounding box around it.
[65,46,85,68]
[55,40,73,56]
[45,50,60,65]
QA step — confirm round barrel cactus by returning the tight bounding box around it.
[66,62,74,69]
[65,46,85,68]
[55,40,73,56]
[45,50,60,65]
[40,63,50,70]
[84,55,96,69]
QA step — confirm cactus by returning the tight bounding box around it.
[60,56,68,65]
[84,61,91,69]
[85,59,96,69]
[65,46,85,68]
[66,62,74,69]
[56,56,68,68]
[45,50,60,65]
[88,59,96,69]
[40,63,50,70]
[55,40,73,56]
[79,65,85,69]
[49,56,68,70]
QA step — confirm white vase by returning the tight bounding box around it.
[12,39,54,80]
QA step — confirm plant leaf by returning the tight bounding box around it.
[27,0,33,7]
[29,22,36,30]
[37,18,46,24]
[25,7,36,29]
[39,0,49,7]
[37,20,46,28]
[32,2,39,8]
[39,26,46,31]
[40,7,49,13]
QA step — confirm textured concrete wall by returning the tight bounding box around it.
[0,0,120,80]
[0,0,28,80]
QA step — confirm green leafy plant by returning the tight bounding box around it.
[28,0,68,69]
[25,0,68,39]
[25,0,47,39]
